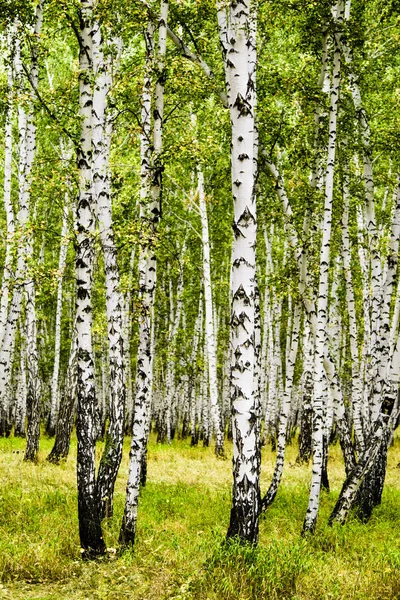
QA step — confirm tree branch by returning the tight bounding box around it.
[20,61,78,148]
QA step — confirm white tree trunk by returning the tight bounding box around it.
[47,323,78,463]
[120,3,168,547]
[219,0,261,544]
[123,247,136,432]
[265,156,354,476]
[329,419,389,525]
[197,169,224,455]
[164,264,184,443]
[265,298,282,442]
[13,3,43,459]
[0,27,16,348]
[91,20,126,521]
[303,8,342,533]
[262,301,301,508]
[75,0,105,558]
[48,182,71,435]
[342,170,364,452]
[189,293,203,444]
[14,335,27,437]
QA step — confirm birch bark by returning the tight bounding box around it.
[18,2,43,460]
[197,169,224,455]
[329,418,390,525]
[91,20,126,521]
[0,27,16,349]
[48,180,71,436]
[123,247,136,433]
[75,0,105,558]
[265,157,354,476]
[262,302,301,509]
[297,321,313,464]
[47,324,78,463]
[14,335,27,437]
[120,2,167,547]
[303,7,342,533]
[0,22,37,437]
[338,16,381,427]
[164,264,184,444]
[341,169,364,452]
[218,0,261,544]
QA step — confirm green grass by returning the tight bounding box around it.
[0,434,399,599]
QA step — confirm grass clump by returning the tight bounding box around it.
[187,537,311,600]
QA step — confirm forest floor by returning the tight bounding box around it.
[0,433,399,600]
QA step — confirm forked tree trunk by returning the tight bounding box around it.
[329,418,391,526]
[91,20,126,522]
[355,180,400,520]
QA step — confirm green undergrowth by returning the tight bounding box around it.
[0,434,399,599]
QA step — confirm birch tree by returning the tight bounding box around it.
[0,26,16,351]
[74,0,105,558]
[48,160,71,436]
[91,18,126,522]
[217,0,261,543]
[120,0,168,547]
[302,3,343,534]
[197,168,224,456]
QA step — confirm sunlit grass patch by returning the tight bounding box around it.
[0,433,399,599]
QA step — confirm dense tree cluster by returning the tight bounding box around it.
[0,0,399,556]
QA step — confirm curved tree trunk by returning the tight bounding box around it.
[120,3,167,547]
[47,326,78,464]
[328,418,390,526]
[262,302,301,509]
